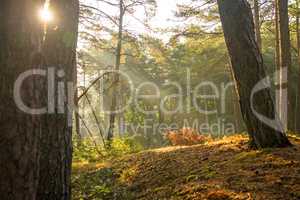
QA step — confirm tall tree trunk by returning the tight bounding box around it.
[277,0,292,131]
[217,0,291,148]
[0,1,44,199]
[275,0,281,116]
[107,0,124,144]
[75,71,82,141]
[253,0,262,51]
[37,0,79,199]
[297,0,300,132]
[82,71,86,120]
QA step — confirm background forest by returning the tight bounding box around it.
[74,0,300,157]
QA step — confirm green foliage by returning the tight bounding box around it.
[73,136,144,163]
[73,139,103,162]
[72,167,132,200]
[77,0,300,150]
[108,136,144,157]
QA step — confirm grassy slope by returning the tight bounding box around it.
[72,135,300,200]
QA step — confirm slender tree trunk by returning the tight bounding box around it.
[295,87,299,131]
[0,1,44,199]
[37,0,79,199]
[275,0,281,117]
[277,0,292,131]
[296,0,300,132]
[117,82,125,137]
[217,0,291,148]
[82,71,86,120]
[158,97,164,124]
[75,71,82,141]
[107,0,124,143]
[253,0,262,51]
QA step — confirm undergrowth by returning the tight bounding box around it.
[73,136,144,163]
[72,135,300,200]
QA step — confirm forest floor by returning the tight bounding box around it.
[72,135,300,200]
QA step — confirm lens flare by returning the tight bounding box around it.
[39,6,53,22]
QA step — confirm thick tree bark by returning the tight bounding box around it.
[0,1,44,200]
[253,0,262,51]
[37,0,79,199]
[232,89,245,133]
[217,0,291,148]
[227,53,246,133]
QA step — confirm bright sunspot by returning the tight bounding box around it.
[39,5,53,23]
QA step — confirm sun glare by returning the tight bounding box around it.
[39,6,53,23]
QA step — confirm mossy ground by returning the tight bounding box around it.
[72,135,300,200]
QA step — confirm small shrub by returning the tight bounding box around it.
[73,136,144,163]
[109,136,144,157]
[164,127,210,146]
[73,139,103,162]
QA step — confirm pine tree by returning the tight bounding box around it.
[217,0,291,148]
[0,1,44,199]
[37,0,79,199]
